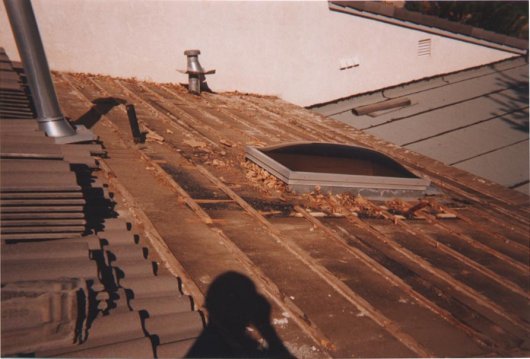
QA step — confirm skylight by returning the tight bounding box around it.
[245,142,431,199]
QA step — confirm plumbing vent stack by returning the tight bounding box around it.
[4,0,75,137]
[178,50,215,95]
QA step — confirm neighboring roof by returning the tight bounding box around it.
[312,55,529,195]
[330,1,529,54]
[39,64,530,357]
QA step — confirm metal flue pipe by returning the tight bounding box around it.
[4,0,76,137]
[178,50,215,95]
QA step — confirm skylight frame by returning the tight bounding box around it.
[245,142,431,196]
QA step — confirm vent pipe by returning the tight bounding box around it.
[4,0,76,137]
[178,49,215,95]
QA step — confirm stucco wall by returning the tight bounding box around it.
[0,1,514,106]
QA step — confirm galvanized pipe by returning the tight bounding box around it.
[4,0,76,137]
[184,50,203,94]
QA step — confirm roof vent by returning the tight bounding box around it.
[245,142,431,199]
[418,38,431,56]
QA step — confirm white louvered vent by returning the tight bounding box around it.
[418,38,431,56]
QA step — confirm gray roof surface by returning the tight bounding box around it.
[312,56,529,195]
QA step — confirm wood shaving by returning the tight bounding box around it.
[219,139,234,147]
[243,160,287,192]
[183,139,207,148]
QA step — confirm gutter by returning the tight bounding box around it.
[329,3,527,56]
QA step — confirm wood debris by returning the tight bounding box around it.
[184,139,207,148]
[308,211,327,218]
[243,160,287,192]
[212,159,226,168]
[385,199,431,220]
[219,139,234,147]
[297,191,385,219]
[145,131,164,143]
[259,210,283,217]
[435,212,458,219]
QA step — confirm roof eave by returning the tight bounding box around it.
[329,1,528,56]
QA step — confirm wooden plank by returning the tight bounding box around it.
[421,206,530,271]
[195,164,434,357]
[62,79,334,355]
[111,78,219,149]
[367,202,529,297]
[193,199,235,204]
[137,152,213,225]
[343,213,530,338]
[96,161,333,357]
[196,165,279,234]
[293,205,504,353]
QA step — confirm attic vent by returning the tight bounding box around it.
[418,38,431,56]
[245,142,431,199]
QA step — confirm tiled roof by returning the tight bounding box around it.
[312,55,529,195]
[31,63,530,357]
[330,1,529,52]
[0,48,205,357]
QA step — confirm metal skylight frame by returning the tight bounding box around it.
[245,142,431,197]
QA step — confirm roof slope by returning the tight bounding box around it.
[48,68,530,357]
[312,56,529,194]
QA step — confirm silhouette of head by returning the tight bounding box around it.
[187,271,293,358]
[205,271,270,333]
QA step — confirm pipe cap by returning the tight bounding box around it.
[184,49,201,56]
